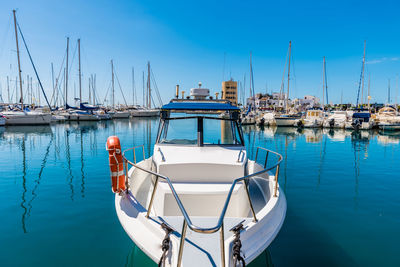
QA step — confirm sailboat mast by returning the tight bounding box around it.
[286,41,292,113]
[78,38,82,104]
[147,62,151,109]
[111,60,115,110]
[361,40,366,107]
[322,57,325,109]
[65,37,69,107]
[13,10,23,110]
[249,52,254,110]
[367,74,371,111]
[132,67,135,106]
[7,76,10,103]
[142,71,145,107]
[388,79,390,104]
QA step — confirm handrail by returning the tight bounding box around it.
[122,146,282,267]
[122,146,282,233]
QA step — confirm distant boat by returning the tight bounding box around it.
[323,110,349,129]
[3,110,51,125]
[130,107,159,117]
[275,41,301,127]
[3,11,52,126]
[301,108,324,128]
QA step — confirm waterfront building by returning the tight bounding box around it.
[222,79,238,105]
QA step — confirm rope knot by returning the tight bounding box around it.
[230,222,246,267]
[158,223,174,267]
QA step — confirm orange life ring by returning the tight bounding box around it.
[106,136,126,193]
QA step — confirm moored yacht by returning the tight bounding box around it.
[323,110,349,129]
[300,108,324,128]
[130,107,160,117]
[274,113,300,126]
[106,99,286,267]
[2,110,52,125]
[350,109,375,130]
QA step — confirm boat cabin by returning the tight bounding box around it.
[153,100,247,185]
[306,108,324,119]
[352,111,371,123]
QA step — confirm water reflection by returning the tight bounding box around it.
[1,120,399,266]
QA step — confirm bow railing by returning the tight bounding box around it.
[122,146,283,267]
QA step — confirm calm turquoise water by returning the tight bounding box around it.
[0,119,399,266]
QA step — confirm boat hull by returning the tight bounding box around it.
[115,160,286,267]
[3,113,52,125]
[275,117,298,126]
[130,110,159,117]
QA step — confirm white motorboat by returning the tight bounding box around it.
[350,110,375,130]
[131,108,160,117]
[110,110,131,119]
[51,114,66,122]
[63,110,100,121]
[256,112,275,126]
[375,107,400,130]
[2,110,52,125]
[240,111,256,125]
[301,108,324,128]
[323,110,349,129]
[106,100,286,267]
[379,122,400,131]
[274,113,300,127]
[93,110,112,120]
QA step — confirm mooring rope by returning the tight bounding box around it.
[158,223,173,267]
[231,223,246,267]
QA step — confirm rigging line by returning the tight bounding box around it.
[102,80,112,105]
[16,22,52,110]
[114,69,128,106]
[150,68,163,106]
[324,59,328,105]
[68,41,78,77]
[50,51,67,106]
[150,69,162,106]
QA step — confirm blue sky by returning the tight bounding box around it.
[1,0,400,106]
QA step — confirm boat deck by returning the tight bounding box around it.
[158,216,252,267]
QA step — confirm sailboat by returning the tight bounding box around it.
[63,39,99,121]
[107,60,130,119]
[131,62,159,117]
[240,53,256,125]
[275,41,300,127]
[349,41,375,130]
[2,10,51,125]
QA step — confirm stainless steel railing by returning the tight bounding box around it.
[122,146,283,267]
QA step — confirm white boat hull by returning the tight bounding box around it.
[3,112,52,125]
[116,159,286,267]
[111,111,131,119]
[63,113,100,121]
[131,109,159,117]
[275,117,298,126]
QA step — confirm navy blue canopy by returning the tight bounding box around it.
[353,112,371,118]
[161,101,239,111]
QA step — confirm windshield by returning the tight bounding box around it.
[157,116,243,146]
[158,118,197,144]
[203,118,241,145]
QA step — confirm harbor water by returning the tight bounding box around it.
[0,119,399,266]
